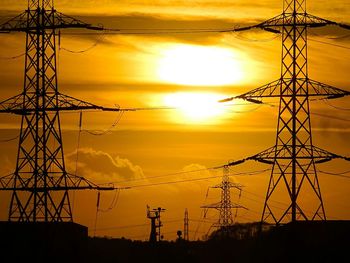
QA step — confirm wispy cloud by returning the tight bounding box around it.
[66,147,145,181]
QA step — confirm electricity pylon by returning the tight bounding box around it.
[201,166,246,231]
[184,208,189,241]
[0,0,144,222]
[221,0,350,225]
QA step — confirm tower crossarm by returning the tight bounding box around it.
[233,13,347,33]
[220,78,350,104]
[0,12,27,33]
[54,12,103,31]
[245,145,346,165]
[211,182,243,189]
[0,93,103,114]
[201,202,247,210]
[0,10,103,33]
[257,13,336,31]
[0,93,165,114]
[0,172,117,191]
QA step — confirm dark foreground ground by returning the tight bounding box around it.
[0,221,349,262]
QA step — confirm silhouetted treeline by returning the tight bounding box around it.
[84,221,350,263]
[1,221,349,262]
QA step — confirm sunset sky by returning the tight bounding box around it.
[0,0,350,240]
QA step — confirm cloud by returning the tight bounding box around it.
[66,148,144,181]
[181,163,212,176]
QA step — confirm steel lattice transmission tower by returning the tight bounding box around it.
[184,208,189,241]
[222,0,350,224]
[0,0,134,222]
[201,166,246,230]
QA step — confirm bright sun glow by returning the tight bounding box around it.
[163,92,230,124]
[157,44,244,86]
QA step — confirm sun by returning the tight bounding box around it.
[157,44,244,86]
[163,92,231,124]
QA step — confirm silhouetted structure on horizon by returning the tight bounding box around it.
[147,205,165,242]
[201,166,246,234]
[184,208,189,241]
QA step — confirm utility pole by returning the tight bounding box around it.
[147,205,165,242]
[201,166,246,233]
[221,0,350,225]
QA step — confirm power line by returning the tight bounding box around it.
[114,166,220,185]
[309,38,350,50]
[97,189,121,213]
[95,223,148,231]
[114,168,270,185]
[231,31,281,42]
[312,111,350,122]
[241,99,350,123]
[125,175,224,189]
[62,27,236,36]
[82,111,125,136]
[318,170,350,179]
[0,134,19,143]
[95,219,182,232]
[311,31,350,40]
[0,52,25,59]
[59,32,105,54]
[322,99,350,111]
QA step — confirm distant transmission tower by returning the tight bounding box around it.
[221,0,350,224]
[201,166,246,231]
[184,208,189,241]
[0,0,140,222]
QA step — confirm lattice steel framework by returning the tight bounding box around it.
[184,208,189,241]
[0,0,122,222]
[201,166,245,229]
[222,0,350,224]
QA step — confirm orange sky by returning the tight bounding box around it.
[0,0,350,240]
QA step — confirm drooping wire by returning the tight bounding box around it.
[194,186,211,240]
[72,111,83,213]
[93,191,101,237]
[0,134,19,143]
[311,31,350,40]
[322,99,350,111]
[75,111,83,175]
[231,31,281,42]
[63,27,237,36]
[228,105,263,114]
[0,52,25,60]
[253,99,350,123]
[318,169,350,175]
[82,110,125,136]
[59,31,106,54]
[312,111,350,122]
[125,175,223,189]
[93,189,122,236]
[116,167,213,184]
[98,189,121,213]
[318,169,350,179]
[309,38,350,50]
[234,186,243,221]
[112,168,270,187]
[95,222,149,232]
